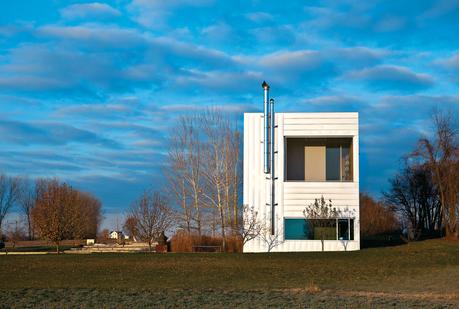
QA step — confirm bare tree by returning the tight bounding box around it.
[412,110,458,239]
[303,197,342,252]
[32,179,74,253]
[130,191,174,252]
[99,228,110,241]
[18,178,36,240]
[200,110,230,251]
[166,116,204,235]
[165,109,242,247]
[261,216,283,252]
[224,124,242,234]
[6,220,25,248]
[384,163,441,240]
[71,191,102,240]
[0,174,21,236]
[360,193,399,238]
[166,145,191,234]
[123,215,139,241]
[32,179,102,253]
[239,204,264,245]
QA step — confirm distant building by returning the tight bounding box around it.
[109,231,129,240]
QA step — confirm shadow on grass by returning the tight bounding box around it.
[361,233,406,249]
[361,232,447,249]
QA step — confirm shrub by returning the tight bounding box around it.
[170,230,243,253]
[360,193,399,238]
[155,244,167,253]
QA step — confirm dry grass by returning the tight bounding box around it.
[0,239,457,307]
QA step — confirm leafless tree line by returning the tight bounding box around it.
[0,174,21,237]
[0,175,40,240]
[125,190,174,251]
[384,110,458,240]
[165,110,242,251]
[360,193,399,237]
[0,175,102,252]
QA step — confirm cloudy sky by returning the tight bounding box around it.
[1,0,459,221]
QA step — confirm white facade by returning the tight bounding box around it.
[109,231,123,239]
[243,112,360,252]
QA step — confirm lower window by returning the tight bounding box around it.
[284,218,354,240]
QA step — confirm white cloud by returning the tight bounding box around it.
[346,65,435,91]
[60,2,121,20]
[128,0,213,29]
[245,12,274,23]
[436,52,459,70]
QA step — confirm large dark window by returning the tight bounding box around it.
[284,219,311,240]
[284,218,354,240]
[338,219,354,240]
[326,147,340,181]
[286,138,353,181]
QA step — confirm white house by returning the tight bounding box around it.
[243,110,360,252]
[109,231,129,240]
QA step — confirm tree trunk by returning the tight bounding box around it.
[194,191,201,238]
[27,215,33,240]
[181,180,190,234]
[219,205,226,252]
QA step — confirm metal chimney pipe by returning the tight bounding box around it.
[270,98,276,235]
[262,81,270,174]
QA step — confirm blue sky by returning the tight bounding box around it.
[1,0,459,222]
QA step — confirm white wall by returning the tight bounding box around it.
[243,112,360,252]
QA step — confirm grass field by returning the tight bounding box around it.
[1,239,458,308]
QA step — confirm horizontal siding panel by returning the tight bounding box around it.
[284,200,358,207]
[284,185,359,194]
[283,186,358,193]
[284,182,358,189]
[283,118,358,125]
[284,194,356,201]
[284,124,358,131]
[284,130,358,137]
[282,113,358,119]
[285,203,359,209]
[284,196,358,202]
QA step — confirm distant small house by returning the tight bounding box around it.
[109,231,130,240]
[109,231,124,240]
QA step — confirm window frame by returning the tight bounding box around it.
[285,137,354,182]
[284,217,355,241]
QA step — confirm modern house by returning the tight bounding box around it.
[243,84,359,252]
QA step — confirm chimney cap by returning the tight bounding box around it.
[262,81,269,90]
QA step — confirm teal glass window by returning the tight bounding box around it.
[284,218,311,240]
[285,218,354,241]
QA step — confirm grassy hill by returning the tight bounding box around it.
[0,239,458,308]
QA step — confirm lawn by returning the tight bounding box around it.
[0,239,458,308]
